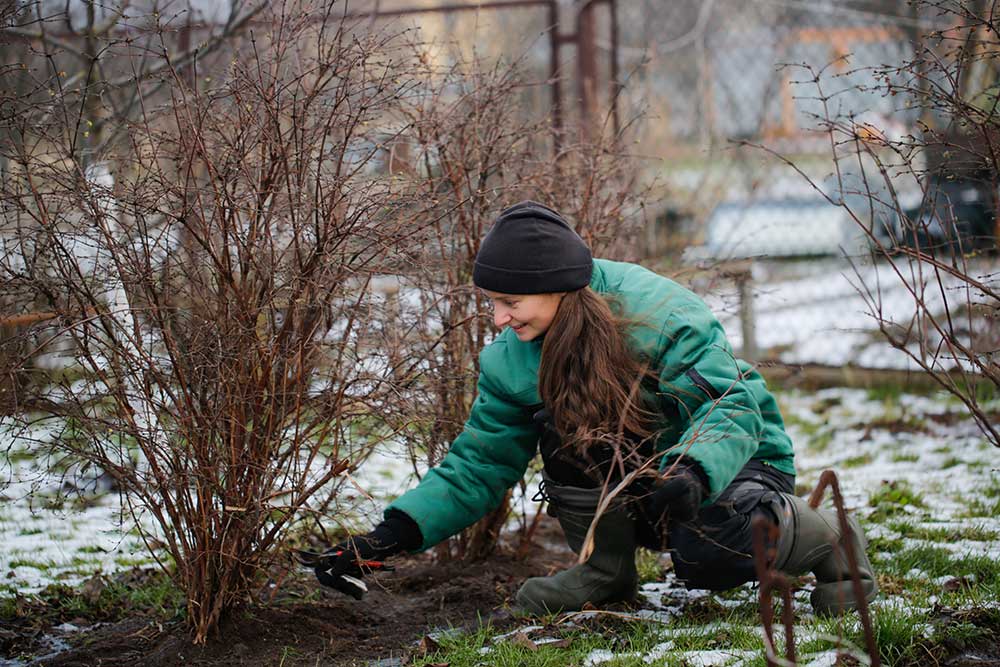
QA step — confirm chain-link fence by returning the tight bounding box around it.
[356,0,990,373]
[614,1,925,213]
[612,0,993,374]
[619,0,995,376]
[3,0,993,375]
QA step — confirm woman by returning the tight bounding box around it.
[303,201,877,616]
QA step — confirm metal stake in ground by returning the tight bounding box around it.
[752,469,880,667]
[808,469,879,666]
[752,517,796,667]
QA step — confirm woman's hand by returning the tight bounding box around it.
[647,460,709,523]
[296,510,420,599]
[297,539,393,599]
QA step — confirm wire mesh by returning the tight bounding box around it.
[608,0,989,372]
[2,0,992,374]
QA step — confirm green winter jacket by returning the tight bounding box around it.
[387,258,795,550]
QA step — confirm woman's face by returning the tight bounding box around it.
[483,290,564,341]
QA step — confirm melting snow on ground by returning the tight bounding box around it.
[705,257,997,371]
[1,261,998,665]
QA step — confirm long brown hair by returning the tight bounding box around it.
[538,287,657,450]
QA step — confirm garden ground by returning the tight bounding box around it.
[3,383,1000,666]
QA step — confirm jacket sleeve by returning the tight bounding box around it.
[385,355,538,550]
[656,298,765,503]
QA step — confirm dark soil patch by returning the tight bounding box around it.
[4,522,571,667]
[861,416,931,436]
[8,517,1000,667]
[925,410,1000,428]
[931,607,1000,667]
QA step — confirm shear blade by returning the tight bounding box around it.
[340,574,367,592]
[295,549,322,567]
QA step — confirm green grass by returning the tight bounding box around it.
[123,576,186,618]
[958,493,1000,518]
[779,412,824,435]
[980,480,1000,498]
[871,608,933,665]
[17,572,186,623]
[114,555,155,569]
[869,413,929,433]
[68,555,101,569]
[842,453,874,468]
[891,452,920,463]
[7,558,55,571]
[864,519,1000,612]
[953,553,1000,590]
[6,448,37,463]
[410,618,770,667]
[807,431,835,452]
[635,548,665,585]
[865,608,1000,665]
[278,646,304,667]
[797,605,947,666]
[867,532,905,553]
[0,596,18,621]
[880,544,954,579]
[969,380,998,405]
[406,593,998,667]
[426,506,987,667]
[887,521,999,543]
[867,384,906,403]
[933,616,995,652]
[409,623,635,667]
[77,545,106,554]
[666,622,761,652]
[868,480,926,520]
[811,394,844,412]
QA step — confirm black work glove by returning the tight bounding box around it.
[297,510,421,600]
[647,459,709,524]
[299,540,378,599]
[533,408,560,455]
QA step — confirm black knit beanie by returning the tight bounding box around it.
[473,201,593,294]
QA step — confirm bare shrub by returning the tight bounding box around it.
[755,0,999,446]
[0,4,416,641]
[0,0,268,157]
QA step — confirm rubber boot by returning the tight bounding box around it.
[516,479,638,615]
[775,493,878,615]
